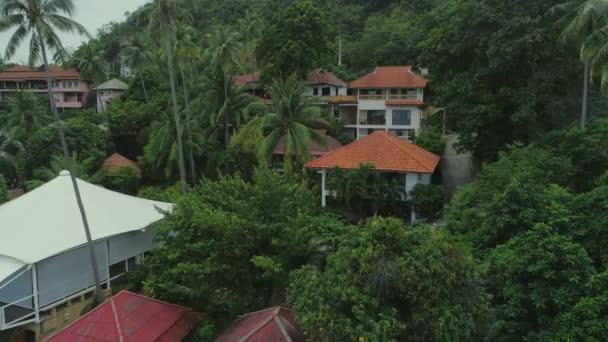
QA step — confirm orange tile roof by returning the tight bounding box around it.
[234,71,262,87]
[349,66,428,89]
[234,69,346,88]
[102,153,142,175]
[305,131,440,173]
[0,65,81,81]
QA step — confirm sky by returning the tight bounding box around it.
[0,0,151,64]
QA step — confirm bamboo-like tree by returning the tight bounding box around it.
[0,90,51,139]
[147,0,188,193]
[247,78,329,170]
[74,41,109,120]
[0,0,104,303]
[552,0,608,128]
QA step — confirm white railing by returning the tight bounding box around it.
[1,294,36,329]
[358,94,419,101]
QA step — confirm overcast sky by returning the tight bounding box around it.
[0,0,151,64]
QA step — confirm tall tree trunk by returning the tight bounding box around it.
[581,60,589,129]
[224,72,230,149]
[180,68,196,183]
[163,20,188,193]
[38,32,103,304]
[338,32,343,66]
[140,74,149,103]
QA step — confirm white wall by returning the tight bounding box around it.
[304,85,347,97]
[405,173,432,198]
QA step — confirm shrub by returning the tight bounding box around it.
[410,183,445,220]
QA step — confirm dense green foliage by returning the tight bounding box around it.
[410,183,445,220]
[289,217,487,341]
[0,173,7,204]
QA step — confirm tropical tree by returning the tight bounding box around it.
[147,0,188,193]
[551,0,608,128]
[0,90,50,139]
[248,78,329,170]
[25,153,103,190]
[121,34,153,103]
[74,41,108,115]
[0,0,103,303]
[0,129,22,179]
[143,110,205,180]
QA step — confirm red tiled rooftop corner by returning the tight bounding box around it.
[349,66,428,89]
[305,131,440,174]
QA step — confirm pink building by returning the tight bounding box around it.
[0,65,91,110]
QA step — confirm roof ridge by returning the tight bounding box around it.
[376,131,437,173]
[119,290,196,312]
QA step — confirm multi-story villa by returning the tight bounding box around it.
[0,65,91,111]
[96,78,129,112]
[340,66,428,140]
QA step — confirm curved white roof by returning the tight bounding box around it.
[0,172,172,282]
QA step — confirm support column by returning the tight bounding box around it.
[321,170,327,208]
[32,265,40,322]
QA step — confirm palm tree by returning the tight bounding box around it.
[122,34,152,103]
[144,110,205,180]
[552,0,608,128]
[0,129,22,177]
[148,0,188,193]
[174,22,200,181]
[200,67,254,148]
[247,78,329,170]
[0,0,103,303]
[26,153,103,190]
[74,41,108,115]
[0,90,51,139]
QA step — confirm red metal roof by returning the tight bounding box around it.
[102,153,142,175]
[272,131,343,157]
[0,65,81,81]
[216,307,305,342]
[306,69,347,87]
[305,131,440,174]
[349,66,428,89]
[45,291,201,342]
[234,71,262,87]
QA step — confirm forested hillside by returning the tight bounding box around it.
[2,0,608,340]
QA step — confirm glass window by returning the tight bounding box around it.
[74,81,79,87]
[313,87,318,96]
[392,110,412,126]
[335,88,339,96]
[390,89,399,95]
[365,110,386,125]
[360,89,369,95]
[322,87,331,96]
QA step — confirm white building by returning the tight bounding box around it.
[339,66,428,140]
[96,78,129,113]
[0,171,172,338]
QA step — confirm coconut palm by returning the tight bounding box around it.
[144,110,205,180]
[578,3,608,95]
[200,67,254,148]
[0,0,103,303]
[121,34,153,103]
[147,0,188,193]
[551,0,608,128]
[0,90,51,139]
[74,41,108,115]
[247,78,329,170]
[26,153,103,190]
[0,129,22,175]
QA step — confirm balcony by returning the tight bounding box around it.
[358,94,418,101]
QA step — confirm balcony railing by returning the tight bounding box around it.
[359,94,419,101]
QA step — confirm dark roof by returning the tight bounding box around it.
[46,291,201,341]
[272,131,343,157]
[217,307,305,342]
[306,69,347,87]
[234,69,347,88]
[306,131,440,174]
[0,65,81,81]
[7,189,24,201]
[349,66,428,89]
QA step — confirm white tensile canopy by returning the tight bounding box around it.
[0,170,172,284]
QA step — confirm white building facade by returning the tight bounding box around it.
[340,66,428,141]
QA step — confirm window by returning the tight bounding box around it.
[313,87,318,96]
[62,81,67,88]
[360,89,369,95]
[74,81,79,87]
[390,89,399,95]
[333,108,340,118]
[322,87,331,96]
[417,174,423,181]
[335,88,339,96]
[110,261,127,279]
[364,110,386,125]
[392,110,411,126]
